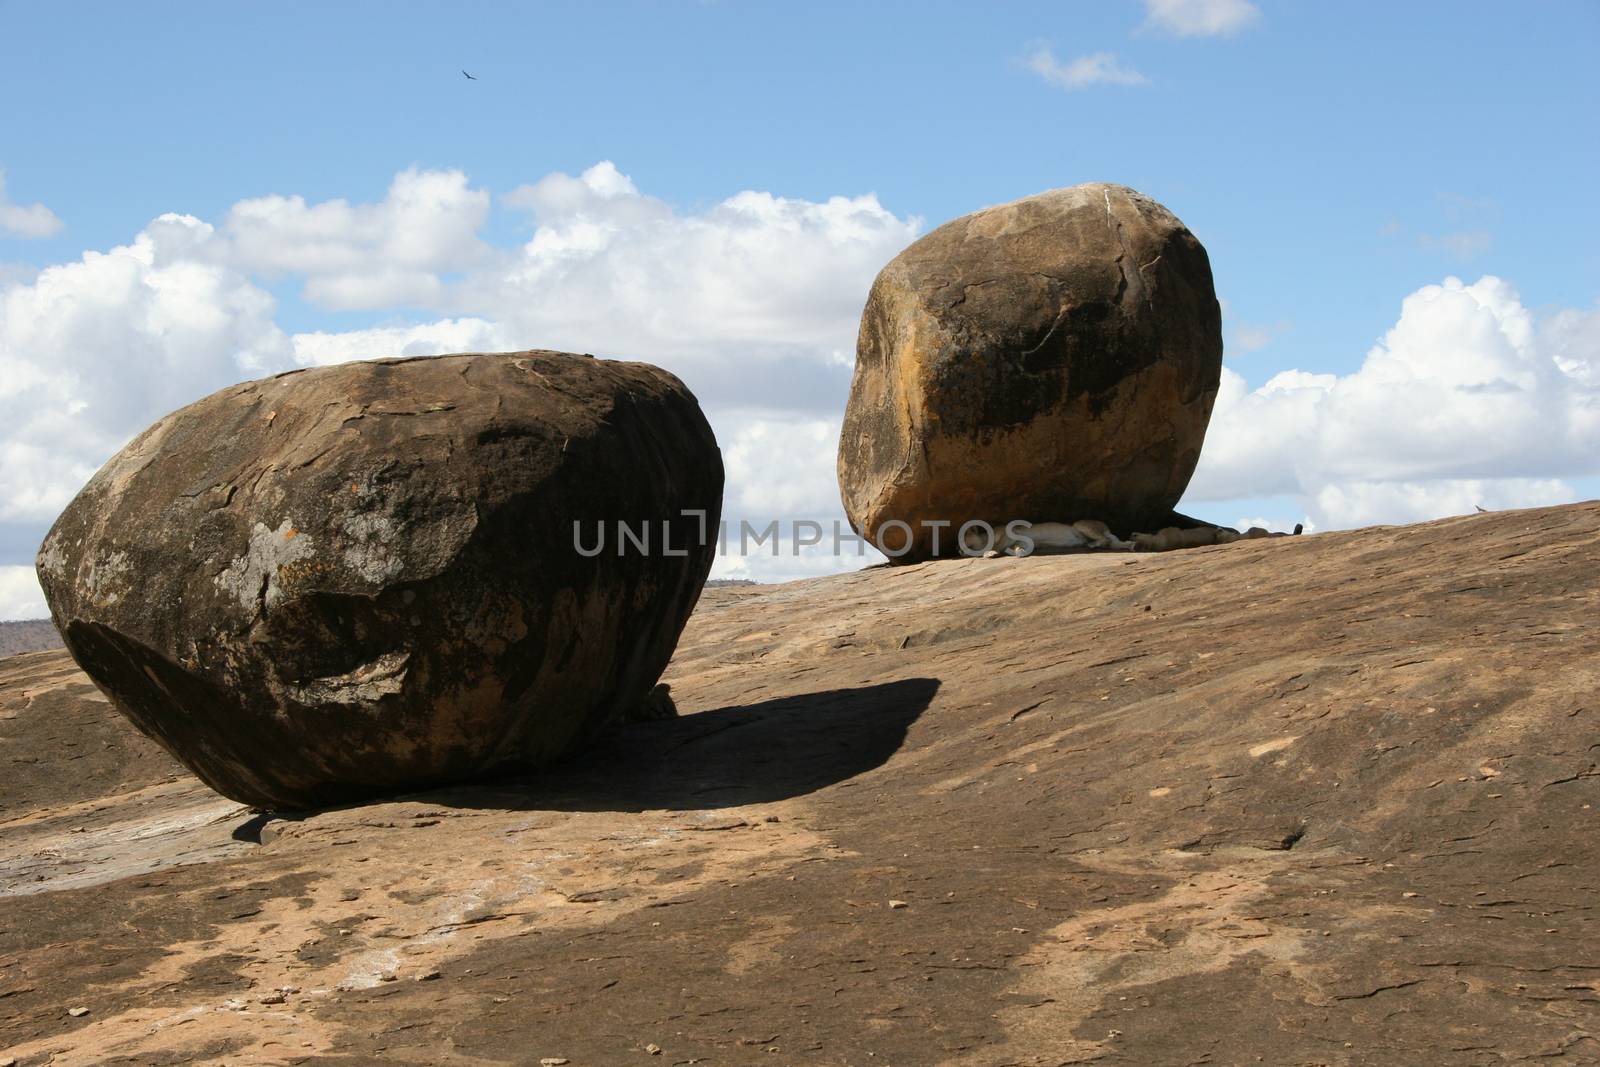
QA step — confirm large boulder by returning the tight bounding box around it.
[36,351,723,810]
[837,183,1222,560]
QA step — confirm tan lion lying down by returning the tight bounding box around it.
[966,519,1299,557]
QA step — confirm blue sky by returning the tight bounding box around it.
[2,0,1598,614]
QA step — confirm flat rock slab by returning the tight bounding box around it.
[2,503,1598,1064]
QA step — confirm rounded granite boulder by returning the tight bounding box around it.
[837,183,1223,560]
[37,351,723,810]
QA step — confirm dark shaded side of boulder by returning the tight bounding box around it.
[38,351,723,810]
[838,183,1223,560]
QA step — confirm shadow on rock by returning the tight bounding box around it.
[464,676,939,813]
[237,677,938,834]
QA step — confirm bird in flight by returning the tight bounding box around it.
[462,70,478,80]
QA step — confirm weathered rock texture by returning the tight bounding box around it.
[35,351,723,810]
[839,182,1222,560]
[3,503,1597,1064]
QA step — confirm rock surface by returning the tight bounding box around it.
[838,183,1222,560]
[35,351,723,810]
[3,502,1599,1064]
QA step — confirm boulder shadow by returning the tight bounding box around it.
[429,676,939,814]
[232,678,938,838]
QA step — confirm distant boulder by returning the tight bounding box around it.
[38,351,723,810]
[837,183,1223,560]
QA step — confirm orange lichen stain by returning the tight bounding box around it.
[284,528,299,540]
[276,558,333,595]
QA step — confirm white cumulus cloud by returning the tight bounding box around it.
[0,170,64,239]
[719,413,845,519]
[1187,276,1600,529]
[1235,516,1314,535]
[1025,46,1148,89]
[292,317,505,366]
[0,565,47,621]
[1311,478,1574,529]
[1142,0,1261,36]
[0,214,291,522]
[705,410,888,583]
[265,161,919,411]
[483,162,918,398]
[212,167,493,310]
